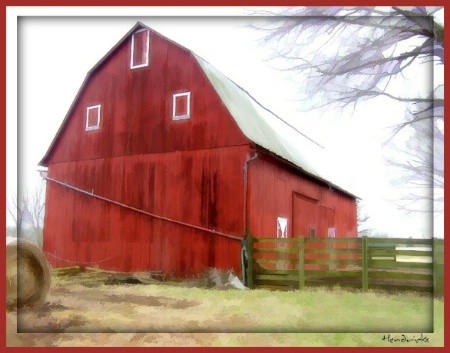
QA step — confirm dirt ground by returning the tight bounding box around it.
[6,271,442,347]
[6,272,279,347]
[7,283,233,346]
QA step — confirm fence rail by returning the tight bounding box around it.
[247,235,443,295]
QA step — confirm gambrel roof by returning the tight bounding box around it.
[39,22,357,198]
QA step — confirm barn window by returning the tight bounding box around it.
[310,228,316,238]
[328,227,336,238]
[277,217,288,238]
[172,92,191,120]
[85,105,101,131]
[130,28,150,69]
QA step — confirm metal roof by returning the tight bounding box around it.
[195,55,357,198]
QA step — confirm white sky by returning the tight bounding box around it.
[6,7,444,238]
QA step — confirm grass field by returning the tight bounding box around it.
[6,272,443,347]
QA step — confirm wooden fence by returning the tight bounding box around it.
[246,236,443,295]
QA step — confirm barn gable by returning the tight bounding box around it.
[39,22,251,166]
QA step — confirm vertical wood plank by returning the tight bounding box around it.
[298,237,305,289]
[362,236,368,291]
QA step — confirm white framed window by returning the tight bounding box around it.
[86,105,101,131]
[277,217,288,238]
[172,92,191,120]
[130,28,150,69]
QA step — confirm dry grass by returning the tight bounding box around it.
[6,271,443,347]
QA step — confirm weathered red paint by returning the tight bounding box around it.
[247,152,358,241]
[41,23,358,278]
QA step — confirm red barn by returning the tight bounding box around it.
[39,22,358,280]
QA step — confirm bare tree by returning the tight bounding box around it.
[249,6,443,127]
[6,181,46,247]
[386,113,443,214]
[6,194,24,232]
[249,6,444,214]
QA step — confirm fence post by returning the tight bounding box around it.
[362,236,368,291]
[246,234,254,289]
[298,237,305,290]
[433,238,444,296]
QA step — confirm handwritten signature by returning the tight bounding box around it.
[382,334,430,344]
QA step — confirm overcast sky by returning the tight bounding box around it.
[7,7,443,238]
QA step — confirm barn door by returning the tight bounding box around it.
[292,192,319,238]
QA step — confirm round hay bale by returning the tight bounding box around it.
[6,237,51,309]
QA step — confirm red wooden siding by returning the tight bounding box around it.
[43,181,242,276]
[47,145,249,236]
[44,145,251,276]
[247,153,357,239]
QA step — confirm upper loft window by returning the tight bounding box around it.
[130,29,150,69]
[86,105,101,131]
[172,92,191,120]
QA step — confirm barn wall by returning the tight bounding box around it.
[43,181,242,276]
[45,30,250,165]
[247,154,358,239]
[43,145,251,276]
